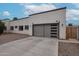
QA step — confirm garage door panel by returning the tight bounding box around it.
[33,25,44,37]
[44,25,51,37]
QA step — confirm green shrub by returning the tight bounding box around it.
[0,21,5,35]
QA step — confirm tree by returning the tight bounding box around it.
[13,17,18,21]
[0,20,5,35]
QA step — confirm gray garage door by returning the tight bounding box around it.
[33,23,59,38]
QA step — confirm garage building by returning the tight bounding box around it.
[4,7,66,39]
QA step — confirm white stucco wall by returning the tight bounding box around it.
[8,19,32,35]
[4,8,66,39]
[29,8,66,39]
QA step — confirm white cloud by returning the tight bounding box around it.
[66,3,79,19]
[71,3,79,8]
[20,3,56,15]
[66,9,79,20]
[3,11,10,16]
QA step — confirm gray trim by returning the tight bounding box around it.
[32,23,59,26]
[32,24,34,36]
[57,23,60,39]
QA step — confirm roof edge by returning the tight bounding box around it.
[10,7,66,22]
[29,7,66,16]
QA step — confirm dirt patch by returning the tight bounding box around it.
[58,42,79,56]
[0,33,30,45]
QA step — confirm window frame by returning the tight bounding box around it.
[19,26,23,31]
[15,26,17,28]
[25,25,29,30]
[10,26,14,30]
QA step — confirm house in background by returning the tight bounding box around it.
[4,7,66,39]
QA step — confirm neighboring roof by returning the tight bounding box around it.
[11,17,29,21]
[19,17,29,20]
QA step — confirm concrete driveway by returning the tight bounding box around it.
[0,37,58,56]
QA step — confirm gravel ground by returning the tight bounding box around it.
[58,42,79,56]
[0,33,30,45]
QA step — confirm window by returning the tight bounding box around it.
[4,26,7,30]
[15,26,17,28]
[25,25,29,30]
[10,26,14,30]
[19,26,23,31]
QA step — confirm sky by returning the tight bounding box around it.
[0,3,79,25]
